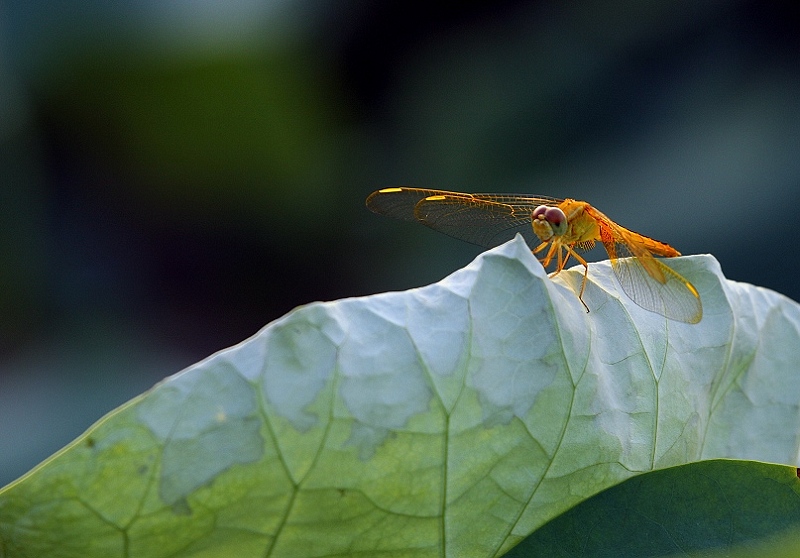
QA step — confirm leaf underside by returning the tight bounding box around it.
[2,236,799,558]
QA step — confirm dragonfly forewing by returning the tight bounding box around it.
[412,195,542,248]
[366,188,554,249]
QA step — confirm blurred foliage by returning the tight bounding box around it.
[39,46,345,228]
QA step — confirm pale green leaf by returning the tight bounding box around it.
[1,236,799,558]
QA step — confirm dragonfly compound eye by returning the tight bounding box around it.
[532,205,549,220]
[544,207,568,235]
[545,207,565,225]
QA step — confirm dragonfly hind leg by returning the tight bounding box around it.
[565,246,591,313]
[533,241,591,313]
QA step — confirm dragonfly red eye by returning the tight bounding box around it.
[545,207,566,226]
[533,205,549,219]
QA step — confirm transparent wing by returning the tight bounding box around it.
[366,187,562,249]
[607,232,702,324]
[579,204,701,323]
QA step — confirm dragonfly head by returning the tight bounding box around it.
[532,205,568,241]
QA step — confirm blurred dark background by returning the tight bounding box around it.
[2,1,799,485]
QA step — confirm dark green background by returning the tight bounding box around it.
[2,1,799,485]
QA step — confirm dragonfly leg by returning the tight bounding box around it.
[533,241,549,255]
[533,241,553,266]
[536,242,558,269]
[565,246,591,313]
[557,247,574,273]
[548,244,570,278]
[538,242,590,313]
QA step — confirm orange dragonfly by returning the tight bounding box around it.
[366,187,702,323]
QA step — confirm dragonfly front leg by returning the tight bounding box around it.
[535,241,590,313]
[548,243,569,277]
[533,241,558,269]
[532,241,549,261]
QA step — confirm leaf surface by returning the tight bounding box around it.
[1,236,799,558]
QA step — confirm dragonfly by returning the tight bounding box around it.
[366,187,702,323]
